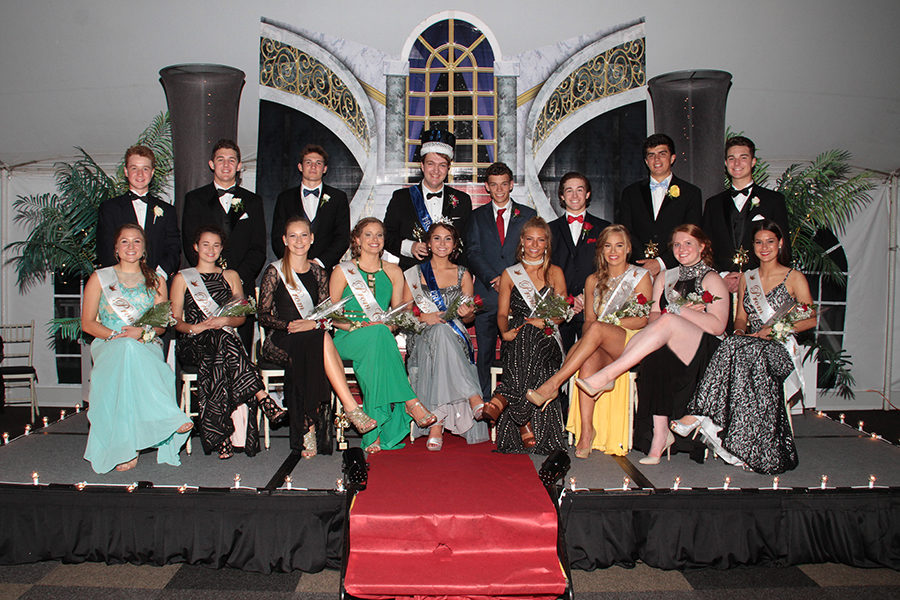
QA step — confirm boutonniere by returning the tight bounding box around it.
[153,205,164,223]
[230,197,244,214]
[321,193,330,205]
[448,194,459,209]
[750,196,760,208]
[667,184,680,199]
[513,208,521,218]
[580,221,594,241]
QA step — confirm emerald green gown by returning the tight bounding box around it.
[333,265,415,450]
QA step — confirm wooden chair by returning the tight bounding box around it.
[0,321,40,422]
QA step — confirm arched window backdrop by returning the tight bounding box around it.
[406,18,496,182]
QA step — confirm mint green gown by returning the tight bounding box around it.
[83,278,189,473]
[333,265,415,450]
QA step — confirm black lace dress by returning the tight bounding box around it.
[257,263,333,454]
[634,262,721,460]
[494,286,565,454]
[688,275,799,474]
[176,272,262,456]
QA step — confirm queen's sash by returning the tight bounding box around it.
[340,261,384,322]
[743,269,806,402]
[96,267,143,326]
[597,265,648,320]
[272,259,316,318]
[506,263,563,352]
[404,266,440,314]
[410,263,475,363]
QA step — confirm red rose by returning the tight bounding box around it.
[583,222,593,231]
[543,326,554,336]
[412,305,421,317]
[636,294,648,305]
[701,291,714,304]
[473,295,484,308]
[565,295,575,306]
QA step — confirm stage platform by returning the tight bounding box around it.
[0,411,896,574]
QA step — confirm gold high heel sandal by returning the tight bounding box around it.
[346,406,377,433]
[301,427,316,459]
[638,431,675,465]
[405,400,437,428]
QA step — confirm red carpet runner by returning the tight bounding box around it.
[344,435,567,599]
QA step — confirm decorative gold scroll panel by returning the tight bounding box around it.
[260,37,369,148]
[533,38,645,149]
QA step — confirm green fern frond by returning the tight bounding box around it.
[48,317,83,343]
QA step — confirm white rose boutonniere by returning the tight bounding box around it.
[750,196,760,208]
[230,197,244,214]
[152,205,164,223]
[321,193,330,205]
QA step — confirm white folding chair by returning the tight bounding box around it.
[0,321,40,422]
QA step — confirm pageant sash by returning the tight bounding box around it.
[419,262,475,364]
[408,184,433,238]
[404,265,440,314]
[506,263,540,312]
[340,261,384,321]
[663,267,680,305]
[180,268,220,319]
[272,259,315,318]
[96,266,142,326]
[598,265,648,320]
[744,269,806,403]
[507,263,563,353]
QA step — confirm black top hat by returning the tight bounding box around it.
[420,128,456,161]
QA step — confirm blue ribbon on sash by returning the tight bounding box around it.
[420,262,475,364]
[408,185,433,235]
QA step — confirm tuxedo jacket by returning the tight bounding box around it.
[465,201,537,310]
[384,184,472,271]
[702,184,790,272]
[96,192,181,277]
[182,183,267,296]
[615,176,702,268]
[271,184,350,271]
[548,213,611,299]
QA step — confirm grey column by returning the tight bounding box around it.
[384,60,409,180]
[495,61,519,177]
[648,70,732,202]
[159,64,245,229]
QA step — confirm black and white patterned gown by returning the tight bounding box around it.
[176,272,262,456]
[688,274,799,474]
[494,286,565,454]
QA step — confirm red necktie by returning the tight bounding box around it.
[496,208,506,245]
[567,214,584,224]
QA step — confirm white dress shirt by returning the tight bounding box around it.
[401,184,445,258]
[566,210,586,245]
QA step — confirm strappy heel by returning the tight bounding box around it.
[301,427,316,459]
[346,406,377,433]
[219,439,234,460]
[405,400,437,428]
[260,395,287,425]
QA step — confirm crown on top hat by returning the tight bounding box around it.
[420,128,455,161]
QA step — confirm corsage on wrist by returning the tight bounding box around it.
[140,324,156,344]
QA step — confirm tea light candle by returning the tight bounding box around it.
[32,472,39,485]
[820,474,828,489]
[285,475,293,490]
[75,404,82,413]
[24,425,31,435]
[839,413,845,424]
[2,433,8,445]
[869,475,876,489]
[60,410,66,420]
[335,477,345,492]
[723,476,731,490]
[622,477,630,491]
[772,476,779,490]
[858,420,865,431]
[673,476,681,491]
[178,484,187,494]
[233,474,241,489]
[42,416,48,427]
[568,476,577,491]
[75,481,86,491]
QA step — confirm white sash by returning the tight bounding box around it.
[404,266,440,314]
[598,264,648,320]
[180,268,220,319]
[506,263,563,353]
[340,261,384,321]
[743,269,806,403]
[506,263,540,312]
[97,267,142,326]
[272,259,316,318]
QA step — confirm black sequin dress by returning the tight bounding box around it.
[688,274,799,474]
[634,262,721,459]
[176,271,262,456]
[494,286,565,454]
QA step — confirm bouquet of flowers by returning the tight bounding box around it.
[306,296,352,331]
[439,290,484,321]
[133,301,176,343]
[214,296,257,318]
[353,301,424,334]
[768,303,815,343]
[600,294,653,325]
[529,289,576,323]
[664,290,720,314]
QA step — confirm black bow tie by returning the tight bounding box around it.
[128,191,148,203]
[303,188,320,198]
[426,191,442,200]
[217,186,237,197]
[731,185,752,198]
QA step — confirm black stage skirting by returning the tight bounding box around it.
[0,484,897,572]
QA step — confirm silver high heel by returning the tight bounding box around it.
[670,417,701,438]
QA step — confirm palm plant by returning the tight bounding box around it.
[5,112,173,341]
